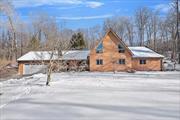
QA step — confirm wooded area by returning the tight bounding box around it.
[0,0,179,63]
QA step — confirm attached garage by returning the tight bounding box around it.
[18,62,48,75]
[17,50,90,75]
[24,64,47,75]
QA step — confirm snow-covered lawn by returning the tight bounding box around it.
[0,72,180,120]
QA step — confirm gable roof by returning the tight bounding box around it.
[93,29,133,55]
[107,29,128,48]
[94,29,164,58]
[17,50,90,61]
[128,47,164,58]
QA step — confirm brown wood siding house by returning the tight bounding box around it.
[89,29,164,72]
[17,30,164,75]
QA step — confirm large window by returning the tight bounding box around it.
[140,59,146,64]
[118,44,125,53]
[119,59,125,64]
[96,59,103,65]
[96,43,103,53]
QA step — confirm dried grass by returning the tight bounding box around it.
[0,59,17,79]
[0,59,11,68]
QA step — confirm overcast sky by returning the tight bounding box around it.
[13,0,171,29]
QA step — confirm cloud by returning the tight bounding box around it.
[57,14,113,20]
[86,1,104,8]
[12,0,104,9]
[57,6,80,10]
[13,0,83,8]
[154,3,171,13]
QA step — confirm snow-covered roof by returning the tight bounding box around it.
[17,50,90,61]
[128,47,164,58]
[63,50,90,60]
[18,47,163,61]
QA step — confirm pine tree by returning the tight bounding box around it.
[28,35,40,50]
[70,32,85,50]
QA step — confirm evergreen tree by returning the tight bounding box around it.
[70,32,85,50]
[28,35,40,50]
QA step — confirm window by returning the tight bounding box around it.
[140,59,146,64]
[119,59,125,64]
[96,43,103,53]
[118,44,125,53]
[96,59,103,65]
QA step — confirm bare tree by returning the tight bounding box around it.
[158,19,169,54]
[0,0,18,61]
[33,15,74,86]
[135,7,150,46]
[145,10,159,50]
[82,25,103,49]
[124,17,134,46]
[103,16,134,45]
[104,17,127,41]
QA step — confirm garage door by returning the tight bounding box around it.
[24,64,47,75]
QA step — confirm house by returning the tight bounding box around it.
[17,29,164,75]
[17,50,89,75]
[89,29,164,72]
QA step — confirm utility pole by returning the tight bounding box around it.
[175,0,180,63]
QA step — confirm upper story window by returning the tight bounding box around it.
[140,59,146,64]
[96,59,103,65]
[118,44,125,53]
[96,43,103,53]
[119,59,125,64]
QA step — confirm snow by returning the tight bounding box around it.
[63,50,89,60]
[32,73,46,78]
[17,47,164,62]
[17,50,90,61]
[17,51,57,61]
[0,72,180,120]
[175,64,180,71]
[128,47,164,58]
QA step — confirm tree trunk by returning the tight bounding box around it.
[46,63,52,86]
[8,16,17,61]
[46,73,51,86]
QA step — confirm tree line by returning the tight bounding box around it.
[0,0,179,63]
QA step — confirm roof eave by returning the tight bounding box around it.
[132,56,164,59]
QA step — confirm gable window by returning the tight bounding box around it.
[140,59,146,64]
[96,59,103,65]
[119,59,125,64]
[96,43,103,53]
[118,44,125,53]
